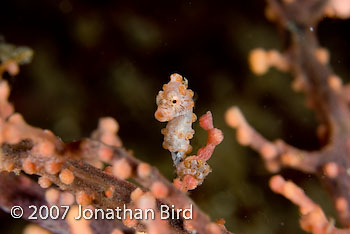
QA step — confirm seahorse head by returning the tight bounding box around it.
[155,73,194,122]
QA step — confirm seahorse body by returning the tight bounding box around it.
[155,73,224,191]
[155,73,196,164]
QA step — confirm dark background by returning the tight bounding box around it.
[0,0,350,233]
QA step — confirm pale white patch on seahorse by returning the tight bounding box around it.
[155,73,196,164]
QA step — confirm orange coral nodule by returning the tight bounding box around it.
[37,141,55,157]
[22,158,36,175]
[314,48,330,65]
[281,152,300,167]
[104,186,114,198]
[249,48,269,75]
[328,74,343,92]
[99,117,119,133]
[260,143,278,160]
[3,124,22,144]
[269,175,285,194]
[101,132,121,147]
[8,113,25,124]
[137,193,156,210]
[112,158,132,180]
[323,162,339,178]
[60,192,75,206]
[59,168,75,185]
[45,188,60,204]
[265,160,281,173]
[98,146,113,162]
[137,162,151,178]
[151,181,168,199]
[38,176,52,189]
[266,50,289,72]
[335,197,348,213]
[225,106,244,128]
[45,160,62,175]
[130,187,144,202]
[76,191,92,205]
[236,126,251,146]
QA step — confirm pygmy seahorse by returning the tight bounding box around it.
[155,73,223,191]
[155,73,196,165]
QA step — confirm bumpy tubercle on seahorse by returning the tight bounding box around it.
[155,73,224,192]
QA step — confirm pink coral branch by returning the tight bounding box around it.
[270,175,350,234]
[225,106,323,173]
[195,111,224,162]
[0,172,134,234]
[174,111,223,192]
[226,0,350,231]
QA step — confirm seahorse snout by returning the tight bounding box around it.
[155,109,170,122]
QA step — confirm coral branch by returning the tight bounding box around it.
[270,175,350,234]
[225,106,322,173]
[0,172,134,234]
[71,138,231,234]
[0,43,232,234]
[0,105,230,234]
[227,0,350,231]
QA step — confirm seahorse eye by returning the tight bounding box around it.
[169,95,179,105]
